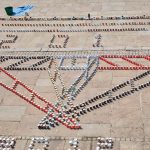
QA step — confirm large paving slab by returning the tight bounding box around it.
[70,123,111,137]
[0,106,26,121]
[64,140,91,150]
[0,121,19,135]
[14,140,28,150]
[120,141,143,150]
[0,0,150,150]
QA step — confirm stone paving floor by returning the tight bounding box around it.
[0,0,150,150]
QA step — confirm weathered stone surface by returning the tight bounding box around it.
[120,141,143,150]
[0,121,19,135]
[49,140,66,150]
[111,127,144,139]
[14,140,27,150]
[0,106,26,121]
[77,123,111,137]
[0,1,150,150]
[36,79,50,87]
[144,142,150,150]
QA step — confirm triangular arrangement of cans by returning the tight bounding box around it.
[38,56,99,129]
